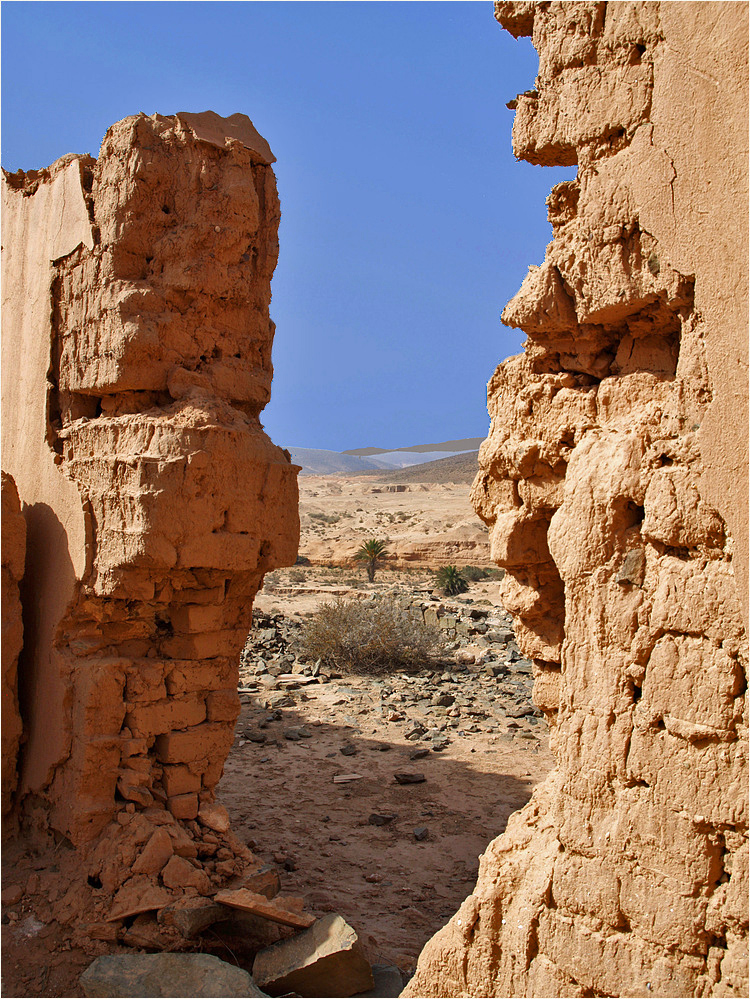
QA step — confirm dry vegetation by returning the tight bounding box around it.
[300,595,446,674]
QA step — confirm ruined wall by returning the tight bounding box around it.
[1,112,299,847]
[405,3,748,996]
[2,473,26,820]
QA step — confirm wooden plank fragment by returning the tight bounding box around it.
[214,889,315,929]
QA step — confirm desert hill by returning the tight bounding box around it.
[289,438,484,476]
[343,437,484,457]
[286,447,390,475]
[354,451,480,485]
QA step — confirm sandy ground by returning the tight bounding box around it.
[1,479,553,997]
[217,562,553,984]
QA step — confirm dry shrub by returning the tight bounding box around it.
[301,595,444,675]
[461,565,505,582]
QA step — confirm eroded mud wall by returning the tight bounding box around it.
[405,3,748,996]
[1,112,299,847]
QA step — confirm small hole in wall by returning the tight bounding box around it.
[155,613,173,636]
[655,718,666,731]
[631,683,642,703]
[87,875,102,889]
[162,205,170,214]
[625,501,645,527]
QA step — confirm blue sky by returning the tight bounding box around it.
[2,1,573,451]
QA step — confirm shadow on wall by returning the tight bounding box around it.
[17,501,77,798]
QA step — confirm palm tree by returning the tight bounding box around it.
[435,565,468,596]
[354,539,389,582]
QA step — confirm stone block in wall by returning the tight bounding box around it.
[154,723,235,769]
[206,690,241,724]
[125,694,207,739]
[162,765,202,797]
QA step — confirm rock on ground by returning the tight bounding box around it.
[80,953,267,998]
[253,912,374,997]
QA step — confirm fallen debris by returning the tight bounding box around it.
[356,964,404,998]
[106,880,173,922]
[253,912,374,997]
[157,897,226,940]
[368,813,397,826]
[214,888,315,929]
[80,952,267,998]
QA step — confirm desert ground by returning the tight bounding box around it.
[1,471,554,997]
[296,470,493,569]
[212,472,553,987]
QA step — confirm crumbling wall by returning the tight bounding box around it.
[405,3,748,996]
[2,472,26,820]
[1,112,299,850]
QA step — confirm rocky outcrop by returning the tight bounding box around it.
[406,3,748,997]
[2,472,26,821]
[1,112,299,853]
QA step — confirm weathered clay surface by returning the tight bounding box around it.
[406,3,748,997]
[2,472,26,821]
[1,110,299,868]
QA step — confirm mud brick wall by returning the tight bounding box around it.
[1,112,299,846]
[406,4,748,997]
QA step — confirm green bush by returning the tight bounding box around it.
[300,596,444,675]
[435,565,469,595]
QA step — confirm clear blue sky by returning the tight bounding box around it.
[2,1,573,451]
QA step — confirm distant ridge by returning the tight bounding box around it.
[343,437,484,457]
[287,447,390,475]
[354,450,480,484]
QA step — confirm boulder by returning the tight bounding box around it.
[253,912,374,997]
[80,953,267,997]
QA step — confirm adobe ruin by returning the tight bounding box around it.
[2,112,299,891]
[406,2,749,996]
